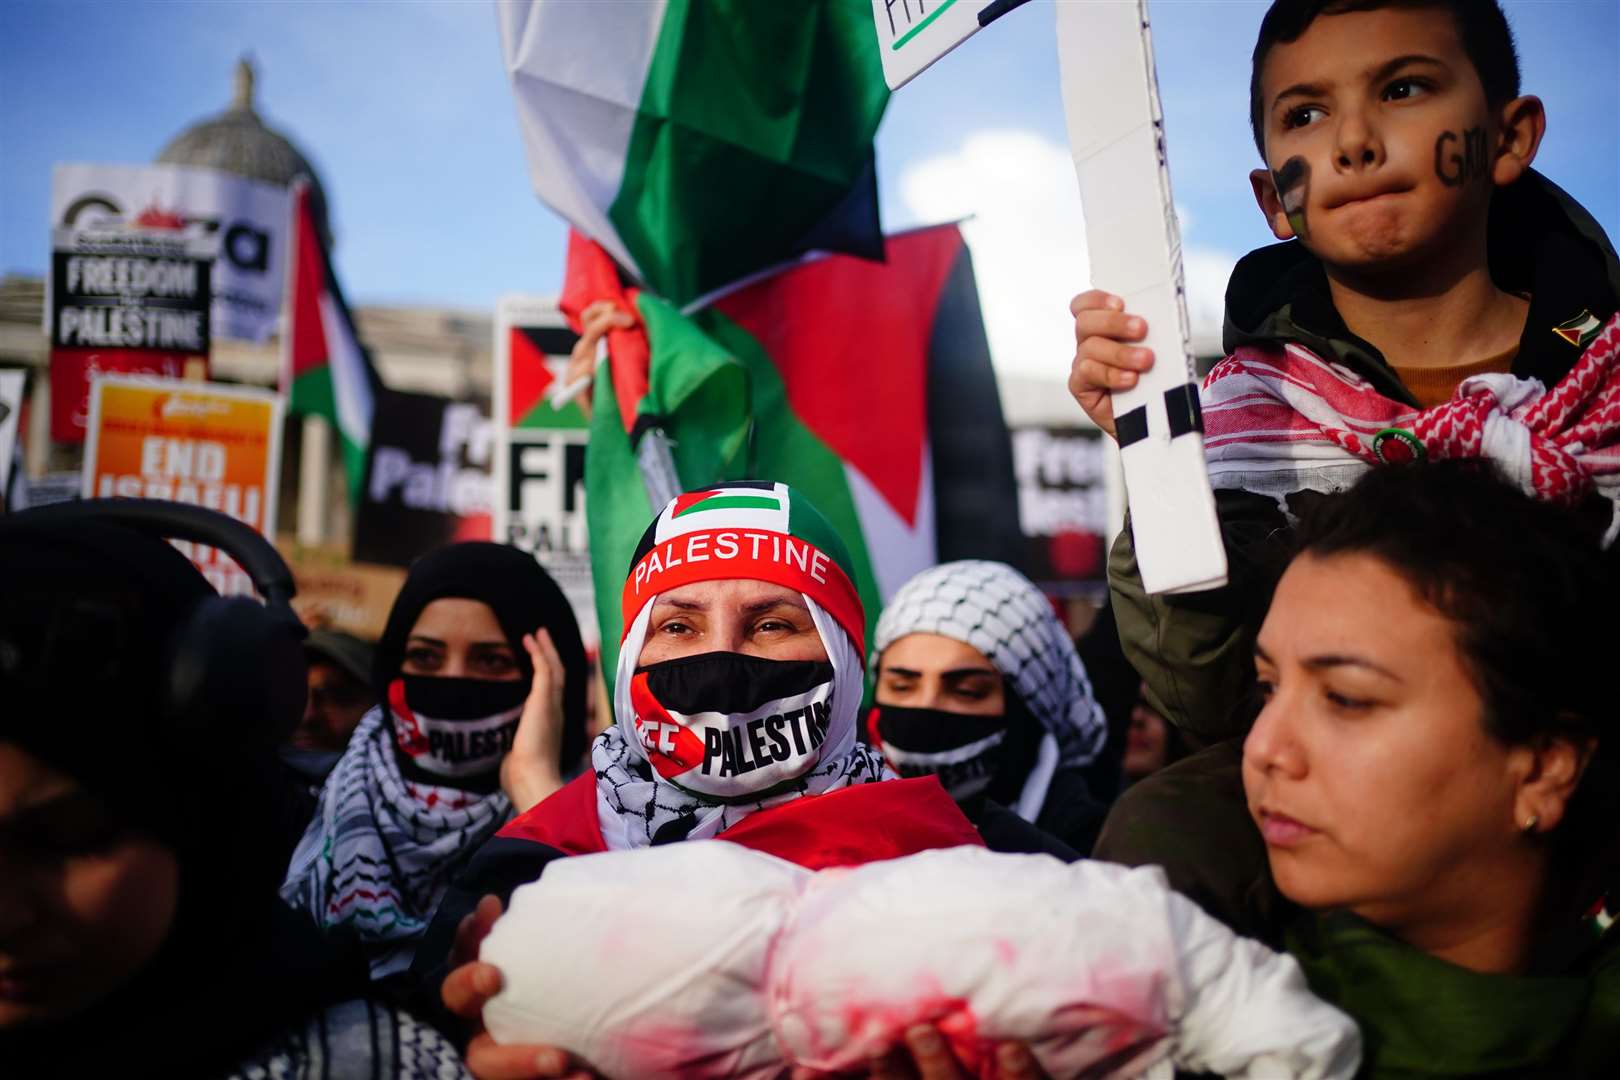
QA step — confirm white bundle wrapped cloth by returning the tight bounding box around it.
[480,844,1360,1079]
[771,848,1359,1079]
[480,842,802,1079]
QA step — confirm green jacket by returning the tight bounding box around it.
[1111,171,1620,743]
[1095,744,1620,1078]
[1289,912,1620,1078]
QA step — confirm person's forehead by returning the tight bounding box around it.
[408,596,506,638]
[655,578,805,609]
[306,657,363,684]
[1260,551,1444,664]
[1261,5,1466,99]
[880,632,996,673]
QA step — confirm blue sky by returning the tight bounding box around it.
[3,0,1615,374]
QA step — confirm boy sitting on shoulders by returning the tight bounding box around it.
[1072,0,1620,745]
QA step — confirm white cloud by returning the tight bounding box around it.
[1182,244,1238,357]
[898,130,1086,378]
[897,129,1238,374]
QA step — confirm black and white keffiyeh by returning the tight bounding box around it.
[225,999,472,1079]
[281,707,511,978]
[872,560,1107,819]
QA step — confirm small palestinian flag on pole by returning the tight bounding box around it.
[281,177,381,501]
[496,0,887,307]
[566,225,1022,685]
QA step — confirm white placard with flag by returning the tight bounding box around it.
[869,0,1030,90]
[494,295,597,648]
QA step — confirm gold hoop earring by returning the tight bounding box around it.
[1522,813,1539,833]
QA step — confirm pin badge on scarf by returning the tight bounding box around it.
[1372,428,1426,465]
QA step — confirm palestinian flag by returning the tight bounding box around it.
[281,178,381,500]
[496,0,888,307]
[506,321,588,432]
[566,225,1023,683]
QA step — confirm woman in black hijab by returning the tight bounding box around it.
[0,511,473,1079]
[282,542,588,986]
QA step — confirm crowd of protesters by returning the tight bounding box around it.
[3,0,1618,1076]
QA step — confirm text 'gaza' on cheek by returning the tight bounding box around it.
[1434,127,1489,187]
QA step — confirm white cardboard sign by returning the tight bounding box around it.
[870,0,1028,90]
[1056,0,1226,594]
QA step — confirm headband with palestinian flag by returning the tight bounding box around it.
[622,481,866,657]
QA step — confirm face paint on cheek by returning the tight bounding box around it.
[1434,127,1490,187]
[1272,156,1310,239]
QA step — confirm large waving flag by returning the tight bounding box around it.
[281,178,380,501]
[497,0,888,307]
[567,226,1023,680]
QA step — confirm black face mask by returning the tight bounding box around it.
[388,675,527,785]
[629,652,837,799]
[871,704,1010,801]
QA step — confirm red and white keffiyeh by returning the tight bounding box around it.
[1201,312,1620,536]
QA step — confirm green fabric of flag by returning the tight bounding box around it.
[499,0,888,307]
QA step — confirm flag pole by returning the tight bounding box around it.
[283,178,330,548]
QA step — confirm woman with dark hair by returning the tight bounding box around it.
[0,511,471,1078]
[1110,461,1620,1076]
[1249,461,1620,1074]
[282,542,589,984]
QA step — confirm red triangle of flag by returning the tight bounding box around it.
[509,327,557,425]
[713,227,963,528]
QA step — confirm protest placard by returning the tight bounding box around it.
[49,226,214,442]
[869,0,1032,89]
[493,295,597,647]
[0,370,24,510]
[51,162,291,343]
[1012,424,1112,592]
[82,375,282,596]
[277,541,407,640]
[354,389,493,567]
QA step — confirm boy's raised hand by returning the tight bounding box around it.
[1068,290,1156,438]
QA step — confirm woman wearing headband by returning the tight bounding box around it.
[419,483,1023,1079]
[282,542,589,984]
[870,560,1112,854]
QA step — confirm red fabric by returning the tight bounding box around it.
[1203,312,1620,505]
[498,772,606,855]
[559,230,647,435]
[712,227,963,528]
[507,327,556,426]
[717,777,983,871]
[498,775,981,871]
[1413,313,1620,503]
[284,182,328,384]
[621,528,866,657]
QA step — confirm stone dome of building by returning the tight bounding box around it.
[157,57,333,245]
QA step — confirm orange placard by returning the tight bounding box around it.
[82,375,283,596]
